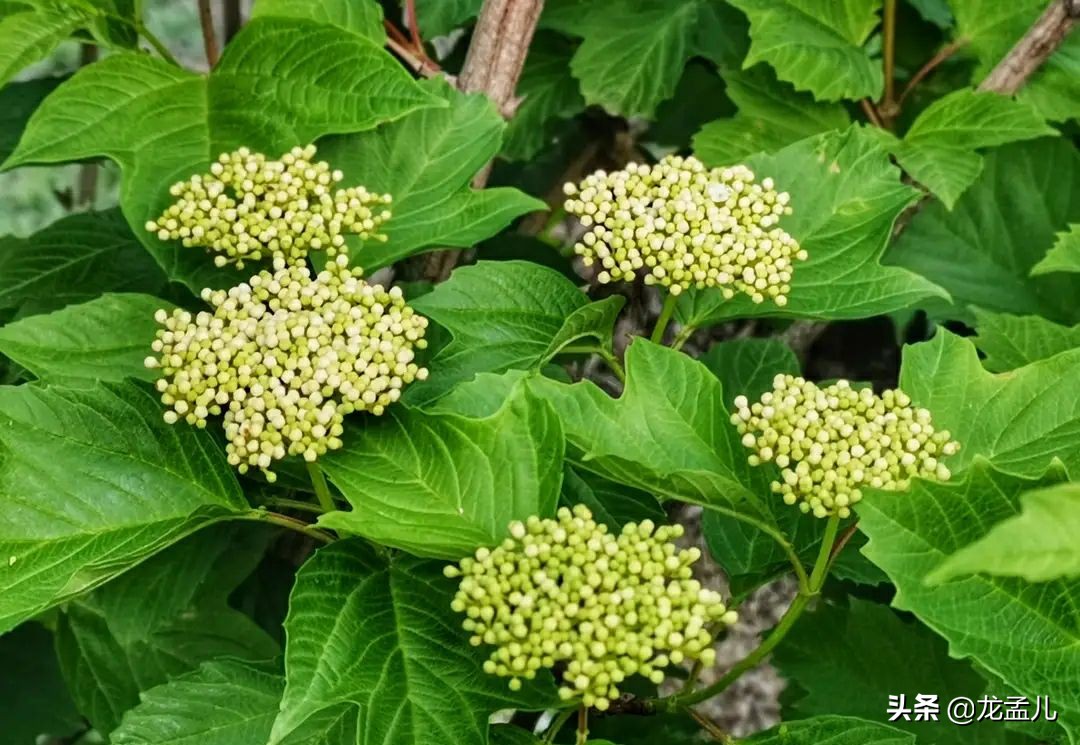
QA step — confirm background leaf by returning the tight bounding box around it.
[0,622,83,745]
[320,381,563,558]
[271,541,556,745]
[699,337,799,408]
[973,309,1080,372]
[319,79,543,270]
[1031,224,1080,276]
[0,381,248,633]
[0,76,65,163]
[0,293,171,385]
[742,715,915,744]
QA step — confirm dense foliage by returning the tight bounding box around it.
[1,1,1078,744]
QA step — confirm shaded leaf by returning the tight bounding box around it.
[0,381,248,633]
[743,715,915,744]
[699,337,799,408]
[727,0,883,101]
[414,0,480,37]
[887,139,1080,324]
[0,622,82,745]
[560,466,665,530]
[693,64,850,164]
[320,380,563,558]
[679,127,945,328]
[3,19,441,291]
[973,309,1080,372]
[0,293,170,385]
[0,76,65,163]
[930,481,1080,583]
[319,79,543,270]
[270,541,557,745]
[900,329,1080,478]
[858,461,1080,735]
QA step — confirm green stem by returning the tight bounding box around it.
[262,496,326,515]
[662,513,840,710]
[671,323,696,352]
[700,504,810,594]
[558,344,626,384]
[650,292,679,345]
[306,461,337,513]
[246,509,334,544]
[543,709,576,744]
[576,705,588,745]
[137,23,180,65]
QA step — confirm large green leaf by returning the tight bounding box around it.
[251,0,384,40]
[0,381,248,633]
[930,482,1080,583]
[530,338,770,514]
[743,716,915,745]
[888,139,1080,324]
[776,599,1006,745]
[727,0,883,101]
[0,209,167,314]
[899,329,1080,478]
[318,79,543,270]
[1032,224,1080,276]
[0,3,85,88]
[890,89,1055,208]
[502,32,585,162]
[0,293,169,385]
[693,64,850,164]
[0,76,65,163]
[973,309,1080,372]
[3,18,441,291]
[270,541,556,745]
[951,0,1080,121]
[408,261,622,404]
[569,0,699,117]
[55,524,278,735]
[113,658,357,745]
[0,622,83,745]
[858,462,1080,737]
[320,380,563,559]
[699,337,799,408]
[678,126,945,329]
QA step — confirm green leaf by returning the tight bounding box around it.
[270,541,556,745]
[776,598,1007,745]
[973,309,1080,372]
[679,127,945,328]
[742,715,915,745]
[899,329,1080,478]
[251,0,384,41]
[407,261,620,403]
[56,524,278,735]
[691,0,751,68]
[0,4,84,88]
[951,0,1080,121]
[319,79,543,270]
[648,62,733,150]
[319,380,563,559]
[0,381,248,633]
[0,209,168,314]
[699,337,799,408]
[908,0,952,28]
[414,0,481,37]
[891,89,1056,208]
[693,64,850,164]
[491,725,542,745]
[560,466,665,530]
[0,76,65,163]
[569,0,699,118]
[0,623,83,745]
[727,0,883,102]
[887,139,1080,324]
[1032,224,1080,276]
[502,32,586,162]
[930,482,1080,583]
[857,461,1080,735]
[3,18,441,291]
[0,293,171,385]
[530,338,770,514]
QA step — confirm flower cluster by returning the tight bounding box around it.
[732,375,960,518]
[445,506,737,711]
[146,145,392,268]
[562,155,805,304]
[145,256,428,478]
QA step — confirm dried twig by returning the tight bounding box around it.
[197,0,219,67]
[979,0,1078,94]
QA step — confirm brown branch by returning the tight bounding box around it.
[419,0,546,282]
[859,98,885,127]
[979,0,1078,94]
[899,38,968,105]
[829,521,861,565]
[386,34,441,77]
[197,0,219,68]
[405,0,423,50]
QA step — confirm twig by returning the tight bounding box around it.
[829,521,861,566]
[859,98,885,127]
[686,708,735,743]
[197,0,219,68]
[899,38,968,105]
[138,23,179,65]
[880,0,898,125]
[247,509,334,544]
[223,0,242,43]
[386,34,440,77]
[420,0,546,282]
[979,0,1078,94]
